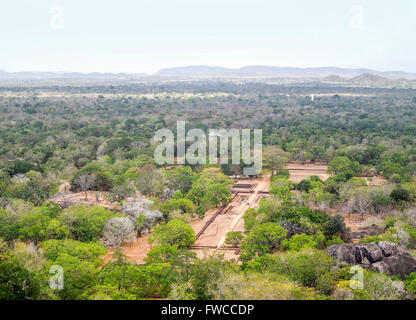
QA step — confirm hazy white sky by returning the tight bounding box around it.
[1,0,415,73]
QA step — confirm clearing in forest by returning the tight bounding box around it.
[287,162,330,183]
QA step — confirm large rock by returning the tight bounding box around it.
[378,241,398,257]
[370,249,416,276]
[327,243,383,264]
[327,244,356,264]
[328,242,416,277]
[354,243,383,264]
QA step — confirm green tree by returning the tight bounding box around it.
[328,156,352,175]
[40,239,106,265]
[0,210,20,242]
[45,253,99,300]
[0,170,10,197]
[150,219,196,248]
[144,244,196,279]
[0,261,40,300]
[166,166,197,194]
[240,223,288,261]
[19,210,69,243]
[263,146,290,175]
[58,205,117,242]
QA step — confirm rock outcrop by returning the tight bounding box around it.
[328,242,416,277]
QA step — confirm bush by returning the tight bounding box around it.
[225,231,244,247]
[282,249,335,288]
[385,217,397,230]
[246,249,335,290]
[323,215,346,238]
[0,262,40,299]
[281,233,317,251]
[316,272,336,295]
[364,271,410,300]
[206,271,324,300]
[195,206,206,219]
[326,236,344,247]
[348,177,367,187]
[296,179,312,192]
[390,188,411,203]
[405,273,416,294]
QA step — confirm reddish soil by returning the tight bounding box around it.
[51,191,119,210]
[342,213,385,243]
[103,235,153,265]
[286,162,330,183]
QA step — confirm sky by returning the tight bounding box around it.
[1,0,415,74]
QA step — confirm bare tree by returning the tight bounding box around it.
[347,191,373,217]
[103,217,135,247]
[96,143,107,158]
[74,174,97,201]
[121,198,163,237]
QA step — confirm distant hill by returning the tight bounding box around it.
[0,70,147,79]
[154,65,230,76]
[154,65,416,79]
[350,73,390,83]
[1,65,415,80]
[322,75,347,82]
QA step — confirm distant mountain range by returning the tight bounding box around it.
[0,70,147,79]
[0,65,415,79]
[154,65,416,79]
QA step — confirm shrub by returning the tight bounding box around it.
[326,236,344,247]
[316,272,336,295]
[296,179,312,192]
[281,233,317,251]
[405,273,416,294]
[225,231,244,247]
[282,249,335,288]
[195,206,206,219]
[323,215,346,238]
[0,262,40,299]
[390,188,411,203]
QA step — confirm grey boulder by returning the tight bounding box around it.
[328,242,416,277]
